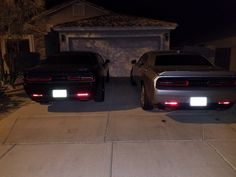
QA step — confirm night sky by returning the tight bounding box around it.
[46,0,236,46]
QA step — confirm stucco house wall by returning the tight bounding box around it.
[203,36,236,72]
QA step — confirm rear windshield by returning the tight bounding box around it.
[44,53,98,65]
[155,55,212,66]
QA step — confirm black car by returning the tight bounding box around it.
[24,51,110,103]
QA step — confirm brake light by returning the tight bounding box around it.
[25,76,52,82]
[218,101,231,105]
[76,92,90,100]
[67,76,95,82]
[77,92,89,97]
[164,101,179,106]
[157,79,189,87]
[32,93,43,97]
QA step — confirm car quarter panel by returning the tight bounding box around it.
[141,68,159,102]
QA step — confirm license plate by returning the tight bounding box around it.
[52,90,67,98]
[190,97,207,106]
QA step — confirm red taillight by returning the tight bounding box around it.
[67,76,95,82]
[218,101,231,105]
[32,93,43,97]
[164,101,179,106]
[76,92,90,100]
[25,76,52,82]
[157,79,189,87]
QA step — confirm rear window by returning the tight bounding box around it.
[44,53,98,65]
[155,54,212,66]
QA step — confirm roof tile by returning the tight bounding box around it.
[55,14,177,28]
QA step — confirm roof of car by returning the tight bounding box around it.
[53,51,98,55]
[147,50,201,55]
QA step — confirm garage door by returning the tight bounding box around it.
[69,37,161,77]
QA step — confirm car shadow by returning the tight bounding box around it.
[48,77,140,112]
[47,77,236,123]
[165,106,236,123]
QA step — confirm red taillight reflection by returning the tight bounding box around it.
[218,101,231,105]
[32,93,43,97]
[25,76,52,82]
[157,80,189,87]
[67,76,95,82]
[76,92,90,99]
[164,101,178,106]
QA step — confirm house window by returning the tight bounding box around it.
[72,3,85,17]
[6,39,30,55]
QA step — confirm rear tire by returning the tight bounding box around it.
[140,84,153,110]
[94,89,104,102]
[94,79,105,102]
[106,70,110,83]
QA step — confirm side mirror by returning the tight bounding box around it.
[131,60,136,64]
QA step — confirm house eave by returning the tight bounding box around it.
[53,26,177,32]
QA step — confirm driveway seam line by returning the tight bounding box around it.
[17,114,106,120]
[0,144,16,160]
[207,141,236,171]
[2,139,206,145]
[109,142,114,177]
[3,118,18,144]
[202,124,205,141]
[104,112,111,142]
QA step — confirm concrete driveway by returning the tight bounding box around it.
[0,78,236,177]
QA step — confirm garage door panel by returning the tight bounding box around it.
[69,37,160,77]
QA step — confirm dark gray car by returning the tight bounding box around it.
[130,51,236,110]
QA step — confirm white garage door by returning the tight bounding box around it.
[69,37,161,77]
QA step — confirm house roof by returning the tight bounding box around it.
[54,14,177,30]
[30,0,109,22]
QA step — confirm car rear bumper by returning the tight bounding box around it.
[24,82,96,103]
[153,88,236,109]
